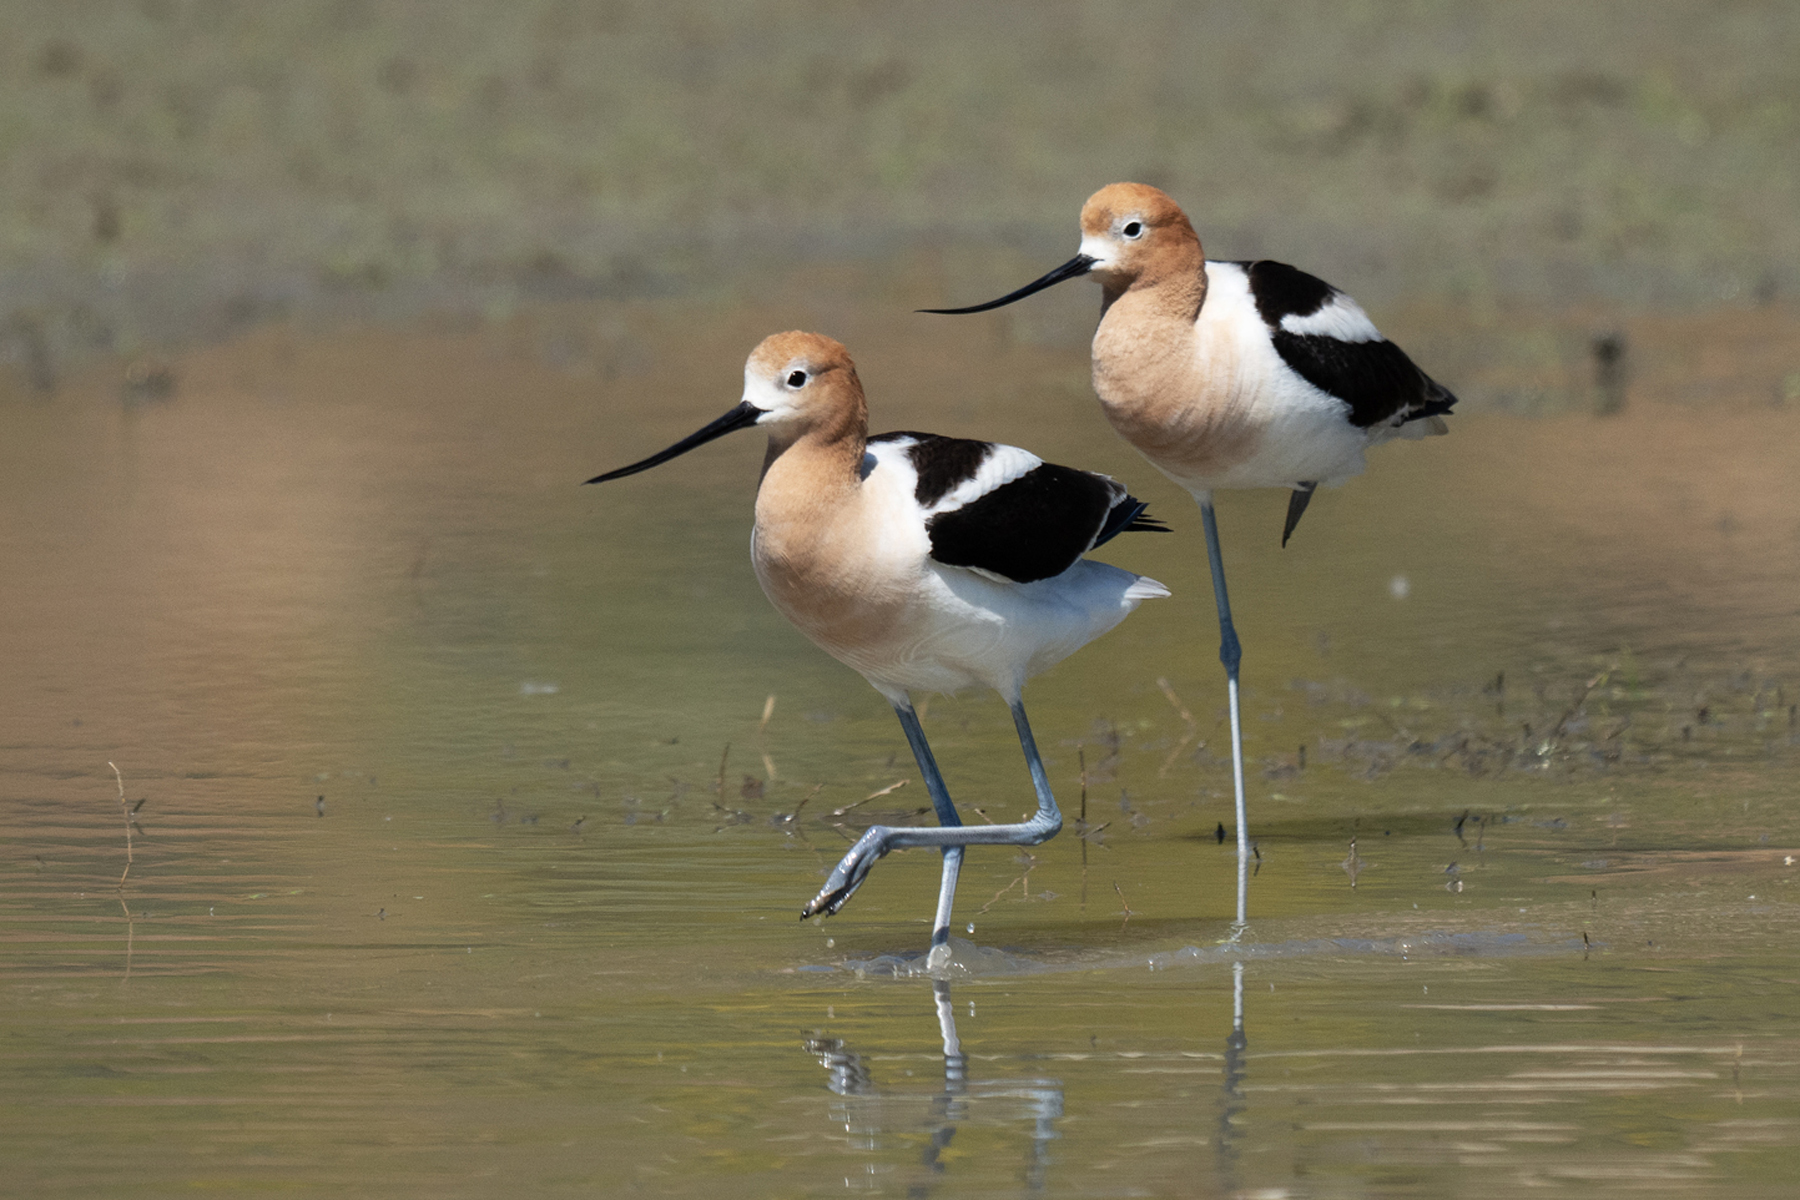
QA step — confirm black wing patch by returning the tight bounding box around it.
[1239,260,1459,429]
[1243,259,1337,326]
[1271,331,1444,429]
[927,465,1161,583]
[869,430,994,509]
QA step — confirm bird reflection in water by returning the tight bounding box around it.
[806,961,1250,1193]
[805,981,1063,1193]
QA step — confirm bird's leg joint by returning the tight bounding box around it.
[1218,626,1243,676]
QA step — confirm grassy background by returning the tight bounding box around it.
[0,0,1797,383]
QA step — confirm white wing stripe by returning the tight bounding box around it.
[1279,294,1383,343]
[930,444,1043,514]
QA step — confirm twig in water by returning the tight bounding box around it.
[1078,747,1089,907]
[830,779,907,817]
[757,695,778,781]
[788,782,825,823]
[1547,671,1608,742]
[110,763,134,887]
[1156,678,1202,776]
[976,853,1037,915]
[109,762,135,981]
[1113,881,1132,933]
[1078,747,1089,828]
[976,877,1023,914]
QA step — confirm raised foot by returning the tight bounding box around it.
[799,828,889,919]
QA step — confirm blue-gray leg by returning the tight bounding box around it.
[894,701,962,830]
[801,698,1063,939]
[892,702,965,950]
[1200,498,1251,933]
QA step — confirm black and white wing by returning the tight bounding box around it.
[1241,259,1457,430]
[869,431,1168,584]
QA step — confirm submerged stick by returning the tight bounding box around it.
[975,852,1037,916]
[1078,747,1089,907]
[109,762,135,980]
[757,694,778,781]
[788,782,825,823]
[830,779,907,817]
[1156,678,1202,776]
[110,762,134,887]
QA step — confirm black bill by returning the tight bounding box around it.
[585,400,764,484]
[917,253,1097,315]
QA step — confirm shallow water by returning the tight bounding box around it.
[3,304,1799,1197]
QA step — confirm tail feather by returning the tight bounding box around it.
[1125,575,1171,602]
[1409,377,1458,423]
[1094,494,1171,548]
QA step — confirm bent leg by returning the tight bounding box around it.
[803,697,1062,923]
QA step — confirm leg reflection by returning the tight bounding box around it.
[805,982,1064,1194]
[922,981,966,1174]
[1215,958,1248,1190]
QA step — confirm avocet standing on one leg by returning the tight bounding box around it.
[924,183,1458,931]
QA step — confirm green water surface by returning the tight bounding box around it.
[3,310,1798,1197]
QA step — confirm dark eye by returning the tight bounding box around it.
[1122,220,1144,239]
[786,369,808,388]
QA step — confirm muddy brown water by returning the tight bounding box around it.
[3,302,1798,1196]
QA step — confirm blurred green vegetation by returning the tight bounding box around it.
[1,0,1796,377]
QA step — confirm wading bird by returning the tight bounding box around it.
[924,183,1457,928]
[589,331,1168,958]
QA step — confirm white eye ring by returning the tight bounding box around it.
[785,369,808,389]
[1121,219,1144,240]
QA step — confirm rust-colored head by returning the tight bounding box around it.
[1076,183,1202,288]
[745,331,856,391]
[742,331,865,434]
[1078,183,1193,239]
